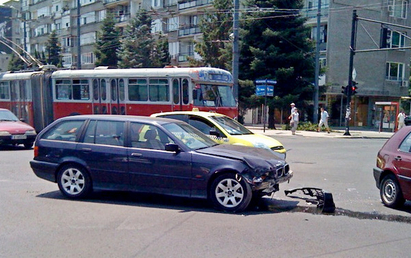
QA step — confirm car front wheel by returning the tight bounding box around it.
[23,141,33,149]
[57,164,92,199]
[380,174,405,208]
[209,173,252,213]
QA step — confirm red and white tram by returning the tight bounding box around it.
[0,67,237,131]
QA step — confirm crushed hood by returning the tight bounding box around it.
[197,144,285,172]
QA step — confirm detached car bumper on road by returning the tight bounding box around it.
[30,115,292,212]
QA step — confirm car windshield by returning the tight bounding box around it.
[0,110,19,122]
[210,116,253,135]
[164,122,218,150]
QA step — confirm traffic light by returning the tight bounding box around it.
[351,81,358,96]
[341,85,350,96]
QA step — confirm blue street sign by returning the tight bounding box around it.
[255,80,277,84]
[256,85,274,96]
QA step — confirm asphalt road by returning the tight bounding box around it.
[1,137,411,258]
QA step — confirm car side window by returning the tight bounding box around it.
[41,120,84,142]
[188,116,225,137]
[399,132,411,152]
[83,120,125,146]
[130,123,174,150]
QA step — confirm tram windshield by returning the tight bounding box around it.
[193,84,236,107]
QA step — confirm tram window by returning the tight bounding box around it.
[172,79,179,104]
[73,79,89,100]
[56,80,71,100]
[182,79,189,105]
[111,80,117,101]
[119,79,125,101]
[149,79,169,102]
[101,79,107,100]
[0,82,10,99]
[93,79,99,100]
[128,79,148,101]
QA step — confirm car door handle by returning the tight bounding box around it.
[395,156,402,161]
[81,148,92,152]
[131,153,142,157]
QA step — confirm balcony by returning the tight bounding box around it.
[178,0,212,10]
[104,0,129,7]
[178,26,201,36]
[178,51,194,62]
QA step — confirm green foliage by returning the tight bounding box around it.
[193,0,233,70]
[7,52,26,71]
[45,30,62,67]
[239,0,316,121]
[118,9,170,68]
[94,12,121,67]
[282,121,318,131]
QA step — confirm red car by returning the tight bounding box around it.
[374,126,411,208]
[0,108,37,149]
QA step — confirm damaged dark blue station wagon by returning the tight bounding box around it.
[30,115,292,212]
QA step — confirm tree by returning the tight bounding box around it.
[193,0,233,70]
[118,9,170,68]
[7,51,26,71]
[94,13,121,67]
[151,34,171,67]
[45,30,62,67]
[240,0,316,127]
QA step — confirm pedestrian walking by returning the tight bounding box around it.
[290,103,296,114]
[318,107,330,133]
[290,108,299,135]
[397,110,406,130]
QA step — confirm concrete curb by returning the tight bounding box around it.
[248,127,394,139]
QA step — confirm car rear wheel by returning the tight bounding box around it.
[209,173,252,213]
[57,164,92,199]
[380,174,405,208]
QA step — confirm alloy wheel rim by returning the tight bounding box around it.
[215,178,244,208]
[61,168,85,195]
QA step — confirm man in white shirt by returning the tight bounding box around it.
[318,107,330,133]
[398,110,406,130]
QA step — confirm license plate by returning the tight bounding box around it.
[12,135,27,140]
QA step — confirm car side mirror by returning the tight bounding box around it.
[165,143,180,153]
[209,128,220,137]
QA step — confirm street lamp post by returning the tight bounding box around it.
[232,0,239,118]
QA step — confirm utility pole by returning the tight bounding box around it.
[77,0,81,69]
[344,10,358,136]
[313,0,321,123]
[232,0,240,118]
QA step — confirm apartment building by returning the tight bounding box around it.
[3,0,211,69]
[304,0,411,130]
[4,0,410,129]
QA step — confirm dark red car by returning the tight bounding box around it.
[0,108,37,149]
[374,126,411,208]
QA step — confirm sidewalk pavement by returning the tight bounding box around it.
[248,126,394,139]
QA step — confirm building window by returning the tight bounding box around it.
[311,25,327,43]
[386,62,404,81]
[167,17,179,32]
[81,53,94,64]
[389,0,408,19]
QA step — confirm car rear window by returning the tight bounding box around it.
[399,132,411,152]
[41,120,85,142]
